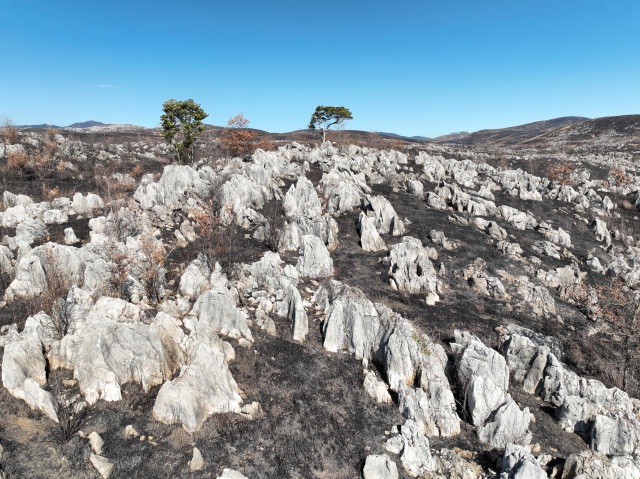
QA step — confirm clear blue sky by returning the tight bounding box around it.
[1,1,639,137]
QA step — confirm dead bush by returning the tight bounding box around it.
[7,151,29,170]
[546,162,576,185]
[1,120,18,144]
[218,113,258,158]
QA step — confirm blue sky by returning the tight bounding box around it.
[1,1,639,137]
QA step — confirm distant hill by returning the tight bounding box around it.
[67,120,106,128]
[378,132,431,141]
[19,120,106,129]
[433,116,589,146]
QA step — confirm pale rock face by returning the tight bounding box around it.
[15,218,48,245]
[189,447,205,471]
[64,227,80,245]
[320,168,371,214]
[500,326,639,447]
[320,282,382,360]
[239,252,308,341]
[179,256,211,300]
[562,450,640,479]
[387,236,440,305]
[363,454,399,479]
[191,287,253,342]
[72,192,104,215]
[470,377,533,448]
[591,414,640,456]
[217,469,250,479]
[398,385,460,438]
[90,454,113,479]
[407,180,424,198]
[451,331,509,392]
[2,321,59,422]
[134,164,211,212]
[3,191,33,208]
[516,276,556,317]
[153,321,243,432]
[467,375,509,427]
[362,195,405,236]
[282,281,308,341]
[364,370,392,403]
[296,234,334,278]
[398,420,437,477]
[452,331,532,448]
[592,218,611,244]
[499,444,547,479]
[43,209,68,225]
[88,432,104,455]
[0,205,28,228]
[282,176,322,219]
[4,243,109,302]
[60,318,174,404]
[278,216,339,253]
[0,245,13,275]
[358,212,387,252]
[315,281,459,437]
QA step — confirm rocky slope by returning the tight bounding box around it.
[0,123,639,478]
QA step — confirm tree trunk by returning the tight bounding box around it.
[322,129,326,143]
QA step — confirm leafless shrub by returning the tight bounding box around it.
[48,373,91,442]
[547,162,576,186]
[1,120,18,144]
[6,151,29,170]
[218,113,258,158]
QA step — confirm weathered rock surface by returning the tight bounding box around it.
[387,236,440,305]
[363,454,399,479]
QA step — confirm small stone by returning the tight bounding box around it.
[124,425,139,438]
[88,431,104,455]
[189,447,204,471]
[90,454,113,479]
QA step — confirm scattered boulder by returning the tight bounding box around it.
[387,237,440,305]
[363,454,399,479]
[296,234,334,278]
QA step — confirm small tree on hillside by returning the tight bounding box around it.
[160,99,208,164]
[218,113,258,158]
[308,106,353,142]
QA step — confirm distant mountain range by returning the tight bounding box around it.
[17,115,640,149]
[432,116,589,146]
[19,120,106,129]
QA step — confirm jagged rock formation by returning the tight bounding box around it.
[1,126,640,478]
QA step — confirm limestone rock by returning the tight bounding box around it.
[364,370,392,403]
[152,320,243,432]
[399,420,437,477]
[64,227,80,245]
[387,236,440,305]
[90,454,113,479]
[296,234,334,278]
[362,195,405,236]
[363,454,399,479]
[191,288,253,342]
[1,321,58,421]
[358,212,387,252]
[179,256,211,300]
[319,282,382,360]
[592,218,611,244]
[189,447,205,471]
[282,175,322,219]
[451,330,509,392]
[88,431,104,455]
[499,444,547,479]
[217,468,250,479]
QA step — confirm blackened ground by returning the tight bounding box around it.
[0,319,405,479]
